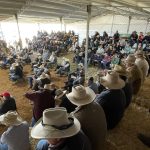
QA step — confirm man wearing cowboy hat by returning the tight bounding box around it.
[0,111,30,150]
[66,85,107,150]
[31,107,92,150]
[113,64,133,108]
[135,50,149,81]
[0,92,17,115]
[55,89,76,113]
[25,84,55,126]
[125,54,143,95]
[32,72,51,91]
[56,58,70,76]
[95,71,126,129]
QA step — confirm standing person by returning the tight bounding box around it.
[25,84,55,126]
[31,107,92,150]
[113,65,133,108]
[135,50,149,81]
[0,111,30,150]
[0,92,17,115]
[125,54,143,95]
[66,85,107,150]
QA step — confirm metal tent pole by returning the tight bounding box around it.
[15,14,22,49]
[0,23,5,40]
[60,17,63,31]
[127,16,132,34]
[85,5,91,78]
[37,23,41,31]
[110,15,115,35]
[145,19,149,34]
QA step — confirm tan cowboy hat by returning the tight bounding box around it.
[113,64,128,77]
[0,111,23,126]
[125,54,136,64]
[100,70,125,89]
[78,63,84,67]
[66,85,96,106]
[55,89,67,99]
[134,50,145,58]
[31,107,80,139]
[65,58,70,62]
[44,84,51,90]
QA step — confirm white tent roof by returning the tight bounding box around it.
[0,0,150,22]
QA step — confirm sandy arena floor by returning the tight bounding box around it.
[0,54,150,150]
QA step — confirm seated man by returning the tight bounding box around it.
[55,89,76,113]
[64,69,85,92]
[95,71,126,129]
[31,107,92,150]
[46,52,57,68]
[9,63,23,82]
[66,85,107,150]
[87,77,98,94]
[0,92,17,115]
[56,59,70,76]
[0,111,30,150]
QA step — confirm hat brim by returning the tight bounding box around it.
[31,117,80,139]
[100,77,125,89]
[0,113,23,126]
[55,91,67,99]
[66,87,96,106]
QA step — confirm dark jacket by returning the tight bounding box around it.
[123,82,133,108]
[59,95,76,113]
[95,89,126,129]
[39,131,92,150]
[25,89,55,121]
[0,97,17,115]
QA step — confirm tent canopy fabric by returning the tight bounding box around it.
[0,0,150,23]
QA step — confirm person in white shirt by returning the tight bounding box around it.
[0,111,30,150]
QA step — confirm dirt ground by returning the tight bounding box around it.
[0,54,150,150]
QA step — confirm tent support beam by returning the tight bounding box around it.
[15,14,22,50]
[0,23,5,40]
[145,18,149,34]
[127,16,132,34]
[85,5,91,78]
[60,17,63,31]
[111,14,115,35]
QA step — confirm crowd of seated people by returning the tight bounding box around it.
[0,30,150,150]
[72,31,150,71]
[26,30,76,56]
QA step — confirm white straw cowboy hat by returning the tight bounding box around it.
[0,111,23,126]
[55,89,67,99]
[113,64,128,77]
[31,107,80,139]
[100,70,125,89]
[125,54,136,64]
[66,85,96,106]
[39,73,47,79]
